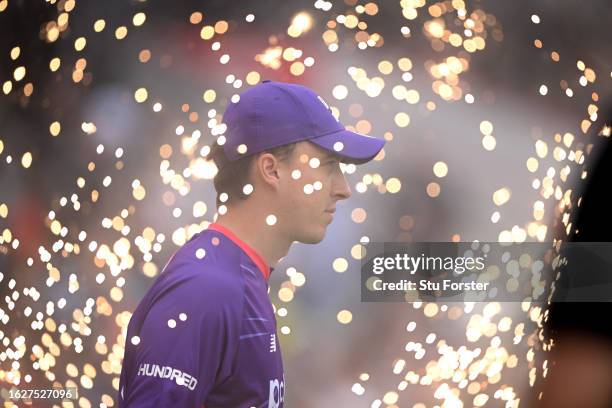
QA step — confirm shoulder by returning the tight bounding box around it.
[145,229,247,315]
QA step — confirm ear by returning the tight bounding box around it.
[254,153,281,189]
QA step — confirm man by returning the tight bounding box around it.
[118,80,385,407]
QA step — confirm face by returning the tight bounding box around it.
[274,141,352,244]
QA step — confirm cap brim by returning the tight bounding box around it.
[309,129,385,164]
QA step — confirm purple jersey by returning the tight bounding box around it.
[118,223,285,408]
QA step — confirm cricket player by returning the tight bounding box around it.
[118,80,385,407]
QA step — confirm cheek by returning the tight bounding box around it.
[296,166,331,190]
[283,166,330,211]
[280,181,310,211]
[293,185,316,208]
[282,181,318,219]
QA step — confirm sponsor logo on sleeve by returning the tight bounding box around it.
[269,334,277,353]
[268,374,285,408]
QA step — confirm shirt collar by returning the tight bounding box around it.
[207,222,272,281]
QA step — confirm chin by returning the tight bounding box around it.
[297,226,327,244]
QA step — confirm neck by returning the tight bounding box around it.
[214,205,292,268]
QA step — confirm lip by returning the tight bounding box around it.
[324,208,336,214]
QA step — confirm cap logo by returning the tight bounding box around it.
[317,95,330,110]
[317,95,339,122]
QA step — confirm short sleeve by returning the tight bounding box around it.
[118,269,243,407]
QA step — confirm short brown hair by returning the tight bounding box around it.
[206,142,297,208]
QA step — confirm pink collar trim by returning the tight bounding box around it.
[207,223,271,281]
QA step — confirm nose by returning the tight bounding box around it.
[332,168,352,200]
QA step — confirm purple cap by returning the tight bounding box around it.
[220,80,385,164]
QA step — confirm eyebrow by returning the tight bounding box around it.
[320,152,341,162]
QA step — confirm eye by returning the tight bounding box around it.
[323,158,338,167]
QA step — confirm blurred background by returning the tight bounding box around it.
[1,0,611,407]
